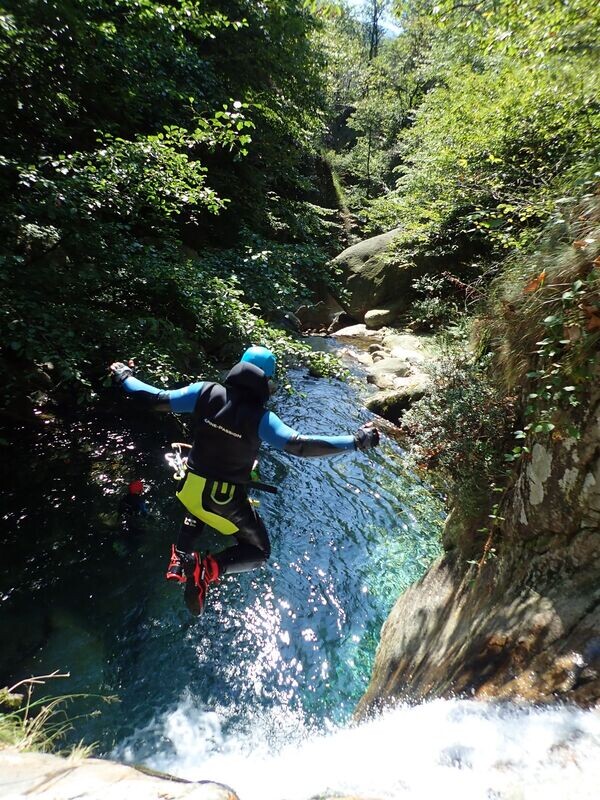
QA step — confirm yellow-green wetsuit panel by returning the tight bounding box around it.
[176,471,239,535]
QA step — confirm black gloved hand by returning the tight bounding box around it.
[354,423,380,451]
[110,361,134,385]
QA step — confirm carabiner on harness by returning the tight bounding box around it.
[165,442,191,481]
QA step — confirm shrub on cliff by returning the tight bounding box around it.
[401,343,516,517]
[479,188,600,458]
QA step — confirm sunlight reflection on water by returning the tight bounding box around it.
[1,341,444,752]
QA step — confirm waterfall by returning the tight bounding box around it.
[114,696,600,800]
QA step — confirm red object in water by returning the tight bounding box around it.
[128,480,144,495]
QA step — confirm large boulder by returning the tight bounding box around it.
[327,310,357,333]
[331,228,416,321]
[365,378,430,423]
[294,301,331,329]
[364,308,398,329]
[277,310,302,332]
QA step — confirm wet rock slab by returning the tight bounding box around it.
[334,328,434,423]
[0,748,239,800]
[331,323,385,341]
[357,384,600,712]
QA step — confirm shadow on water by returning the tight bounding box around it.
[0,339,444,752]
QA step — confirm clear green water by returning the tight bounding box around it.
[0,342,443,754]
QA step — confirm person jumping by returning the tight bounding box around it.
[110,346,379,616]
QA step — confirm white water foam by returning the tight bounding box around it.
[114,696,600,800]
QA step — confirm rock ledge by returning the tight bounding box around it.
[0,747,238,800]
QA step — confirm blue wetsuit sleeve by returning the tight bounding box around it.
[122,376,203,413]
[165,383,204,413]
[259,411,356,457]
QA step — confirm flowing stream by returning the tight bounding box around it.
[2,338,599,799]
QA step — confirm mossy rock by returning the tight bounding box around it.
[365,380,429,423]
[331,228,415,320]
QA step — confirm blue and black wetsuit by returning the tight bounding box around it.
[122,361,357,575]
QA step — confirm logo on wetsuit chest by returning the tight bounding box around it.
[204,418,242,439]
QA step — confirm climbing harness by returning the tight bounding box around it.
[165,442,278,501]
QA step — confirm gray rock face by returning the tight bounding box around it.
[278,310,302,332]
[0,748,239,799]
[357,388,600,713]
[294,301,331,329]
[331,229,414,321]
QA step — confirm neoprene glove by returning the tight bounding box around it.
[110,361,133,385]
[354,424,380,451]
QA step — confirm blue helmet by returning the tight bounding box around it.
[240,345,276,378]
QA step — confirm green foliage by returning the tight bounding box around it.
[516,276,597,440]
[364,0,600,248]
[402,189,599,544]
[319,3,434,208]
[0,1,347,413]
[314,2,367,111]
[0,230,345,412]
[0,672,112,755]
[317,0,600,553]
[198,232,341,316]
[385,59,598,248]
[402,343,516,514]
[407,273,463,331]
[480,189,600,461]
[0,0,243,156]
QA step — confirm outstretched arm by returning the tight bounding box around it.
[110,362,203,413]
[259,411,379,457]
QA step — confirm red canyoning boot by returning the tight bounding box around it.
[165,544,186,583]
[183,553,220,616]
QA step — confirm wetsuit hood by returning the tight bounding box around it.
[225,361,270,405]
